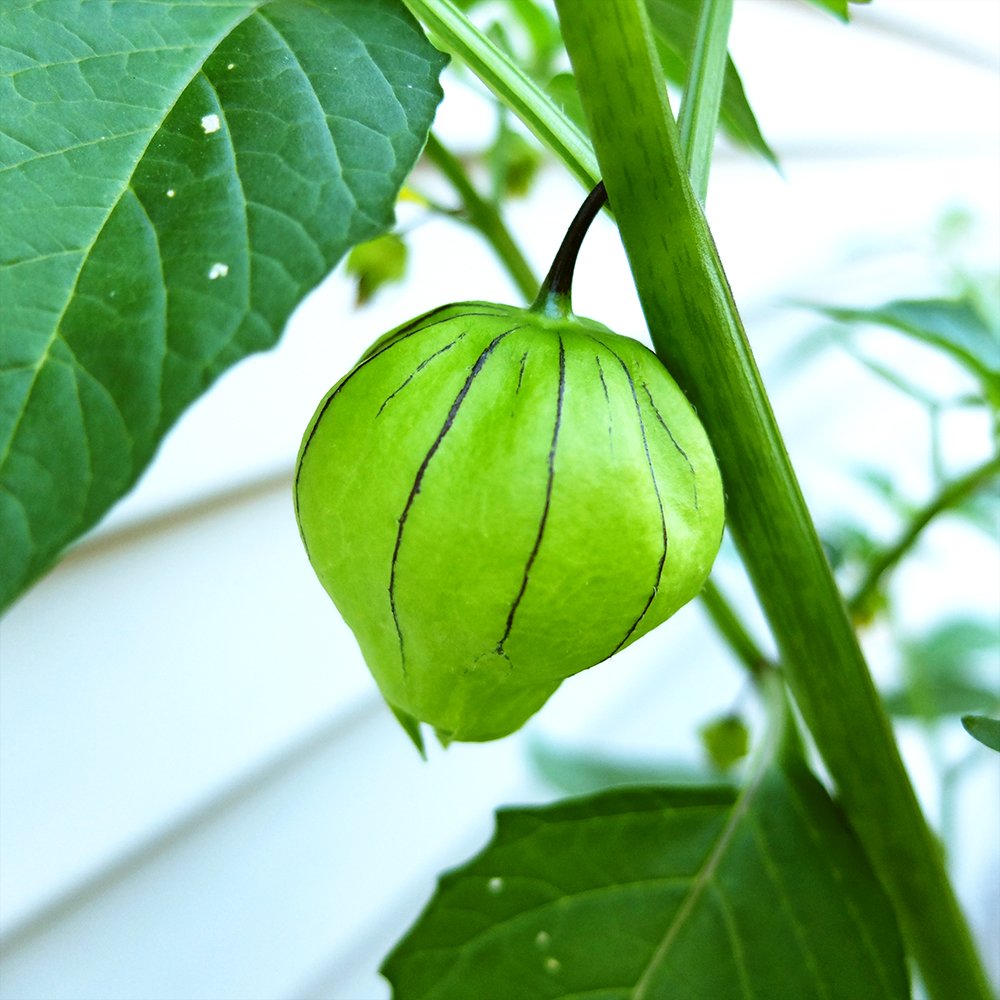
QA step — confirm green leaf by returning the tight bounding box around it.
[383,754,909,999]
[699,713,749,771]
[884,681,998,719]
[962,715,1000,753]
[646,0,776,166]
[0,0,447,611]
[884,618,1000,721]
[805,0,849,20]
[528,739,725,797]
[907,618,999,676]
[507,0,562,79]
[545,72,589,134]
[815,298,1000,408]
[488,123,543,198]
[347,232,409,306]
[821,521,880,571]
[804,0,872,23]
[953,485,1000,540]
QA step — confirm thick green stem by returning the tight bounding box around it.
[850,453,1000,620]
[555,2,992,996]
[422,132,539,303]
[677,0,733,203]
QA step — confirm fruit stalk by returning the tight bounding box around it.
[532,181,608,317]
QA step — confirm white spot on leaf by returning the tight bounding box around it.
[487,877,503,894]
[166,189,175,198]
[227,63,235,70]
[208,263,229,280]
[545,957,560,973]
[201,114,221,134]
[535,931,550,949]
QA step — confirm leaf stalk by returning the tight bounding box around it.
[531,181,608,317]
[698,576,773,681]
[677,0,734,203]
[850,453,1000,621]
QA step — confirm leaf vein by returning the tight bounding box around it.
[747,812,828,998]
[781,771,901,994]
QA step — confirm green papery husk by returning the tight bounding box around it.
[295,302,724,743]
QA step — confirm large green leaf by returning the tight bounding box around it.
[383,753,909,999]
[0,0,447,611]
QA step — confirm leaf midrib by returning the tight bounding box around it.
[630,711,781,1000]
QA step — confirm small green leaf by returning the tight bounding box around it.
[489,125,543,198]
[699,713,749,771]
[821,521,881,571]
[0,0,448,611]
[884,681,998,719]
[507,0,562,78]
[383,755,908,998]
[953,485,1000,540]
[815,298,1000,407]
[546,71,589,134]
[962,715,1000,752]
[529,739,724,797]
[391,703,427,759]
[910,619,999,673]
[347,233,409,306]
[805,0,850,21]
[883,618,1000,721]
[646,0,777,166]
[804,0,872,21]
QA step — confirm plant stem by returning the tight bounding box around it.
[423,132,539,303]
[699,577,772,681]
[402,0,599,191]
[677,0,733,203]
[850,453,1000,620]
[676,0,767,685]
[555,1,992,996]
[678,0,774,691]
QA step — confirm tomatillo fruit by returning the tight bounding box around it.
[295,184,724,749]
